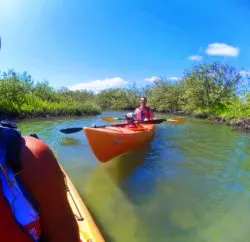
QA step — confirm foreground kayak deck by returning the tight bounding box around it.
[84,124,155,162]
[61,166,105,242]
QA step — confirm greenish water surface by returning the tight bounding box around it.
[17,111,250,242]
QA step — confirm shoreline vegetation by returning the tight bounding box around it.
[0,61,249,130]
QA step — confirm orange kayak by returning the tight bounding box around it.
[84,124,155,162]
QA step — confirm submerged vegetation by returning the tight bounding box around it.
[1,62,250,129]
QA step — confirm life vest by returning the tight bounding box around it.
[0,120,41,242]
[134,106,152,121]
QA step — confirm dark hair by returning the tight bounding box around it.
[140,96,147,101]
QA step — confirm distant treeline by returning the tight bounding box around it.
[0,70,100,118]
[1,62,250,123]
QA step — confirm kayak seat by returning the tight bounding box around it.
[127,125,148,132]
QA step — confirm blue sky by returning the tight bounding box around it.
[0,0,250,92]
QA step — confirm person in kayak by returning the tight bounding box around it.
[134,96,154,121]
[0,120,80,242]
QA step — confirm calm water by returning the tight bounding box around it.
[17,111,250,242]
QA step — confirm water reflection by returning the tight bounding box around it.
[82,145,150,203]
[104,144,150,184]
[60,137,82,146]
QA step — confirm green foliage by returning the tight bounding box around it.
[33,80,58,102]
[96,82,142,110]
[142,62,249,119]
[145,78,184,112]
[0,70,100,119]
[0,61,249,120]
[181,62,242,112]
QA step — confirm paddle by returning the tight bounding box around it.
[60,118,185,134]
[60,123,129,134]
[101,116,186,123]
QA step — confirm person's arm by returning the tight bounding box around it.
[134,108,140,120]
[150,109,155,119]
[19,136,80,242]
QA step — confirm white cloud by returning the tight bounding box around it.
[144,76,161,82]
[188,55,203,61]
[69,77,128,93]
[144,76,181,82]
[240,70,250,77]
[205,43,239,57]
[169,76,181,81]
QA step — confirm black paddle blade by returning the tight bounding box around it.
[142,119,166,124]
[60,127,83,134]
